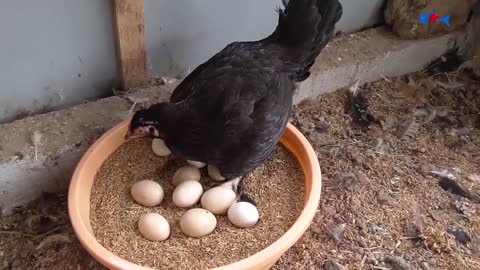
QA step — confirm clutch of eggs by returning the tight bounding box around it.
[187,160,206,168]
[172,165,201,186]
[172,180,203,208]
[138,213,170,241]
[201,186,236,215]
[228,202,259,228]
[180,208,217,237]
[151,138,171,156]
[129,166,260,241]
[131,180,164,207]
[207,165,226,181]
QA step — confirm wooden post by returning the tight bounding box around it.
[112,0,148,90]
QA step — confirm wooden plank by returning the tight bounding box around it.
[112,0,147,90]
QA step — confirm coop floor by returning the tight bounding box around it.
[1,70,479,270]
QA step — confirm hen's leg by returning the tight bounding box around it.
[219,177,241,194]
[210,177,257,206]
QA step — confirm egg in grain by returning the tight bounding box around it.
[187,160,206,168]
[151,138,171,156]
[201,186,236,215]
[180,208,217,237]
[228,202,259,228]
[172,180,203,208]
[207,165,226,181]
[138,213,170,241]
[172,165,201,186]
[131,180,164,207]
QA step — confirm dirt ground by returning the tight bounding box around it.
[1,69,479,270]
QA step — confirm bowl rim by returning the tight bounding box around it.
[68,120,321,270]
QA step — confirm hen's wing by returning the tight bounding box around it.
[170,61,211,103]
[215,72,293,177]
[168,55,293,178]
[170,45,236,103]
[170,42,276,103]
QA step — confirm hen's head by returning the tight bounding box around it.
[125,103,172,140]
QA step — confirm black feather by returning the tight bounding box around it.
[345,81,378,128]
[271,0,343,82]
[424,47,463,74]
[438,177,480,203]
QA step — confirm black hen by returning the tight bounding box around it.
[127,0,343,198]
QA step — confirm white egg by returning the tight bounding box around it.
[201,186,236,215]
[138,213,170,241]
[152,138,171,156]
[172,165,201,186]
[180,208,217,237]
[172,180,203,208]
[228,202,259,228]
[131,180,164,207]
[207,165,226,181]
[187,160,206,168]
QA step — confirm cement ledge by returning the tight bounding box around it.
[0,27,464,213]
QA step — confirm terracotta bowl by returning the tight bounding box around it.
[68,120,321,270]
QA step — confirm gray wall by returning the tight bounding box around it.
[145,0,385,77]
[0,0,384,124]
[0,0,117,124]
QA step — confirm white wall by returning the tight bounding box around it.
[0,0,385,123]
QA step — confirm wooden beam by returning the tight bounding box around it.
[112,0,148,90]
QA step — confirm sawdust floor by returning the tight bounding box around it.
[1,71,479,270]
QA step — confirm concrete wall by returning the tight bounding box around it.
[0,0,385,124]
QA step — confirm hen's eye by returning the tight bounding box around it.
[148,126,155,133]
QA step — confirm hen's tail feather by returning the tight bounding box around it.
[272,0,343,81]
